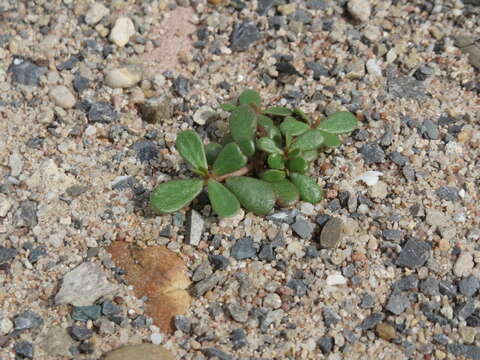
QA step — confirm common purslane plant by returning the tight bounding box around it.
[150,90,358,217]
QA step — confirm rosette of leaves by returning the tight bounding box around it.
[150,90,358,218]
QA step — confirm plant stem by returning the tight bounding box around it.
[215,165,252,182]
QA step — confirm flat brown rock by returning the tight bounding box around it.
[108,242,191,333]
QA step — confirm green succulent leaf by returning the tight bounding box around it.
[212,142,248,176]
[225,176,276,215]
[290,129,324,152]
[317,111,358,134]
[262,106,292,117]
[267,153,285,169]
[256,137,283,155]
[229,104,257,157]
[289,173,323,204]
[176,130,208,175]
[238,90,261,107]
[303,150,318,162]
[270,179,300,207]
[205,142,223,165]
[257,114,274,128]
[287,157,309,173]
[279,117,310,136]
[207,179,240,218]
[288,148,301,158]
[292,108,312,124]
[150,179,203,214]
[318,130,341,147]
[220,103,237,112]
[260,169,286,182]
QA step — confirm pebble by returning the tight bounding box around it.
[203,348,234,360]
[49,85,76,109]
[368,181,388,199]
[109,17,135,47]
[360,313,384,330]
[192,261,213,281]
[0,247,17,263]
[287,278,308,297]
[388,76,427,100]
[421,120,439,140]
[359,294,374,309]
[85,3,110,25]
[386,293,409,315]
[139,96,173,123]
[8,57,46,86]
[71,305,102,321]
[192,274,221,297]
[55,262,118,306]
[14,200,38,228]
[382,229,404,242]
[395,238,431,269]
[209,255,230,271]
[73,74,89,93]
[326,273,347,286]
[104,65,142,88]
[0,195,12,217]
[436,186,460,202]
[227,303,248,323]
[14,341,34,359]
[186,210,204,247]
[9,152,23,177]
[291,216,315,240]
[263,293,282,309]
[448,344,480,360]
[88,101,118,123]
[323,307,341,327]
[376,323,396,341]
[14,310,44,330]
[419,276,440,296]
[229,22,261,52]
[319,217,343,249]
[104,344,175,360]
[230,237,256,260]
[193,106,216,125]
[347,0,371,22]
[173,76,190,98]
[173,315,191,333]
[38,327,72,357]
[454,252,474,278]
[258,242,275,261]
[230,328,247,350]
[0,316,13,335]
[317,336,334,354]
[459,276,480,297]
[361,142,385,164]
[150,332,163,345]
[69,325,93,341]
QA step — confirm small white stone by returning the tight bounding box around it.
[368,181,388,199]
[300,202,316,216]
[193,106,216,125]
[109,17,135,47]
[326,272,348,286]
[0,195,12,217]
[366,59,383,78]
[85,3,110,25]
[263,293,282,309]
[49,85,76,109]
[104,65,142,88]
[9,152,23,177]
[85,125,97,136]
[355,171,383,186]
[453,252,474,278]
[150,332,163,345]
[347,0,371,22]
[0,316,13,335]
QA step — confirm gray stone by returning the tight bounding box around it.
[14,200,38,228]
[0,247,17,263]
[71,305,102,321]
[291,216,315,240]
[393,274,418,291]
[14,310,43,330]
[389,151,409,166]
[230,237,256,260]
[227,303,248,323]
[69,325,92,341]
[193,105,216,125]
[88,101,117,123]
[192,261,213,282]
[101,301,121,317]
[185,210,204,247]
[258,242,275,261]
[388,76,427,100]
[132,140,157,162]
[318,336,334,354]
[203,347,234,360]
[455,34,480,70]
[230,22,261,52]
[419,276,440,296]
[14,341,33,359]
[458,301,476,321]
[323,308,341,327]
[73,74,89,93]
[347,0,371,22]
[305,61,329,80]
[459,276,480,297]
[28,246,47,263]
[209,255,230,271]
[139,96,173,123]
[8,56,47,86]
[361,142,385,164]
[173,315,191,333]
[421,120,439,140]
[173,76,190,97]
[320,217,343,249]
[386,293,410,315]
[396,238,431,269]
[436,186,460,202]
[382,229,404,242]
[360,312,384,330]
[266,210,298,224]
[192,273,222,297]
[287,278,308,297]
[426,208,448,227]
[55,262,118,306]
[360,294,374,309]
[230,328,247,349]
[448,343,480,360]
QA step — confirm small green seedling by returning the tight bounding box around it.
[150,90,358,217]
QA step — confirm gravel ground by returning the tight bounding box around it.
[0,0,479,359]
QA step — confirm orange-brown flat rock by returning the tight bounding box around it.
[108,242,191,333]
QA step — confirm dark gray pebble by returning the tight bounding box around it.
[258,242,275,261]
[389,151,409,166]
[69,325,93,341]
[323,307,341,327]
[71,305,102,322]
[14,310,43,330]
[287,278,308,297]
[393,274,418,292]
[317,336,334,354]
[395,238,431,269]
[459,276,480,297]
[173,76,190,97]
[448,344,480,360]
[436,186,460,202]
[359,294,374,309]
[202,347,234,360]
[386,293,410,315]
[209,254,230,270]
[88,102,117,123]
[101,301,121,317]
[291,217,315,240]
[230,237,256,260]
[132,140,157,162]
[8,56,46,86]
[230,328,247,349]
[360,312,384,330]
[229,22,261,52]
[14,341,34,359]
[419,276,440,296]
[173,315,191,333]
[361,142,385,164]
[421,119,439,140]
[381,229,404,242]
[0,247,17,263]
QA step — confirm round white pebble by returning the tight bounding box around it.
[150,332,163,345]
[326,273,348,286]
